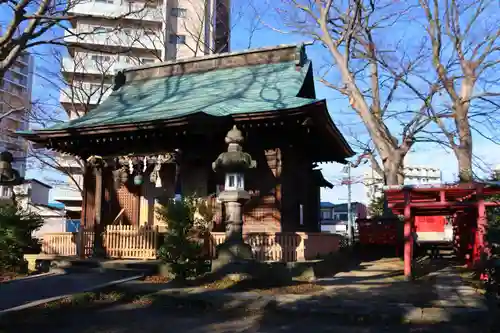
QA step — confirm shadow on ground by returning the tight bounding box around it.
[0,248,497,333]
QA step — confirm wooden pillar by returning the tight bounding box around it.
[473,186,488,266]
[403,189,414,279]
[79,164,91,258]
[94,166,103,228]
[87,156,106,257]
[80,166,89,228]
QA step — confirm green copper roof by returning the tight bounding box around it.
[44,60,317,131]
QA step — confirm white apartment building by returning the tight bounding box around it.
[0,52,34,178]
[54,0,230,218]
[364,165,442,204]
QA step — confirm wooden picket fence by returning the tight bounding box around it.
[41,225,158,260]
[105,225,158,259]
[41,227,341,261]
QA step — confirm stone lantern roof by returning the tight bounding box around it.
[212,126,256,173]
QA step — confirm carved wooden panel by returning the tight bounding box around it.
[243,148,282,233]
[116,185,139,225]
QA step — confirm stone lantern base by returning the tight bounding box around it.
[211,241,254,273]
[211,189,255,273]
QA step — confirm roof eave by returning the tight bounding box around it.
[315,100,355,160]
[18,101,325,142]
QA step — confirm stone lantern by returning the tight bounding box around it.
[0,151,23,205]
[212,125,256,269]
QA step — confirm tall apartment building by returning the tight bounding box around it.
[0,52,34,178]
[53,0,230,218]
[364,165,442,205]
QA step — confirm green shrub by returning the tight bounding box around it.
[156,197,213,280]
[0,204,44,273]
[368,195,385,217]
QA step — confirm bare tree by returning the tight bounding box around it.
[261,0,499,184]
[0,0,150,79]
[412,0,500,182]
[261,1,440,185]
[27,48,117,194]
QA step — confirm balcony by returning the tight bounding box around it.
[64,28,163,51]
[53,188,82,200]
[59,82,113,105]
[0,133,26,149]
[68,0,164,23]
[53,187,83,212]
[61,57,139,76]
[56,155,85,172]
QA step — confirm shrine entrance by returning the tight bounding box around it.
[385,182,500,279]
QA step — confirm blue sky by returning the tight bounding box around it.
[12,2,500,204]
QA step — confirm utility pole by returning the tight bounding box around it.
[342,162,354,246]
[342,152,370,246]
[347,163,353,246]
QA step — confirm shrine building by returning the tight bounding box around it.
[20,43,354,234]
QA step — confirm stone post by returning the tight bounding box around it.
[0,151,23,206]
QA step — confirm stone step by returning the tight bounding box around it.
[35,256,162,276]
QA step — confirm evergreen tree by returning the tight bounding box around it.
[0,204,43,273]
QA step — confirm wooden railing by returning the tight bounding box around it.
[41,228,341,262]
[41,225,158,260]
[209,232,342,261]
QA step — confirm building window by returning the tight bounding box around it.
[321,210,331,220]
[90,84,102,93]
[171,8,187,17]
[141,58,155,65]
[145,0,157,8]
[93,27,107,34]
[122,28,133,36]
[143,30,156,37]
[124,57,135,64]
[91,54,111,63]
[169,34,186,44]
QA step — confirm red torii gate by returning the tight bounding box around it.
[384,182,500,279]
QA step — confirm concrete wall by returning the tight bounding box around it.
[30,181,50,205]
[33,217,66,239]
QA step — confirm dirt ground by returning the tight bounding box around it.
[0,302,480,333]
[1,254,489,333]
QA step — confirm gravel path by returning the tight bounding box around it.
[0,271,137,311]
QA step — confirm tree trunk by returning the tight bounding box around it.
[383,158,403,186]
[454,104,473,183]
[381,157,403,217]
[455,147,473,183]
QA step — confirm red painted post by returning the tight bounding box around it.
[474,186,488,266]
[403,190,413,279]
